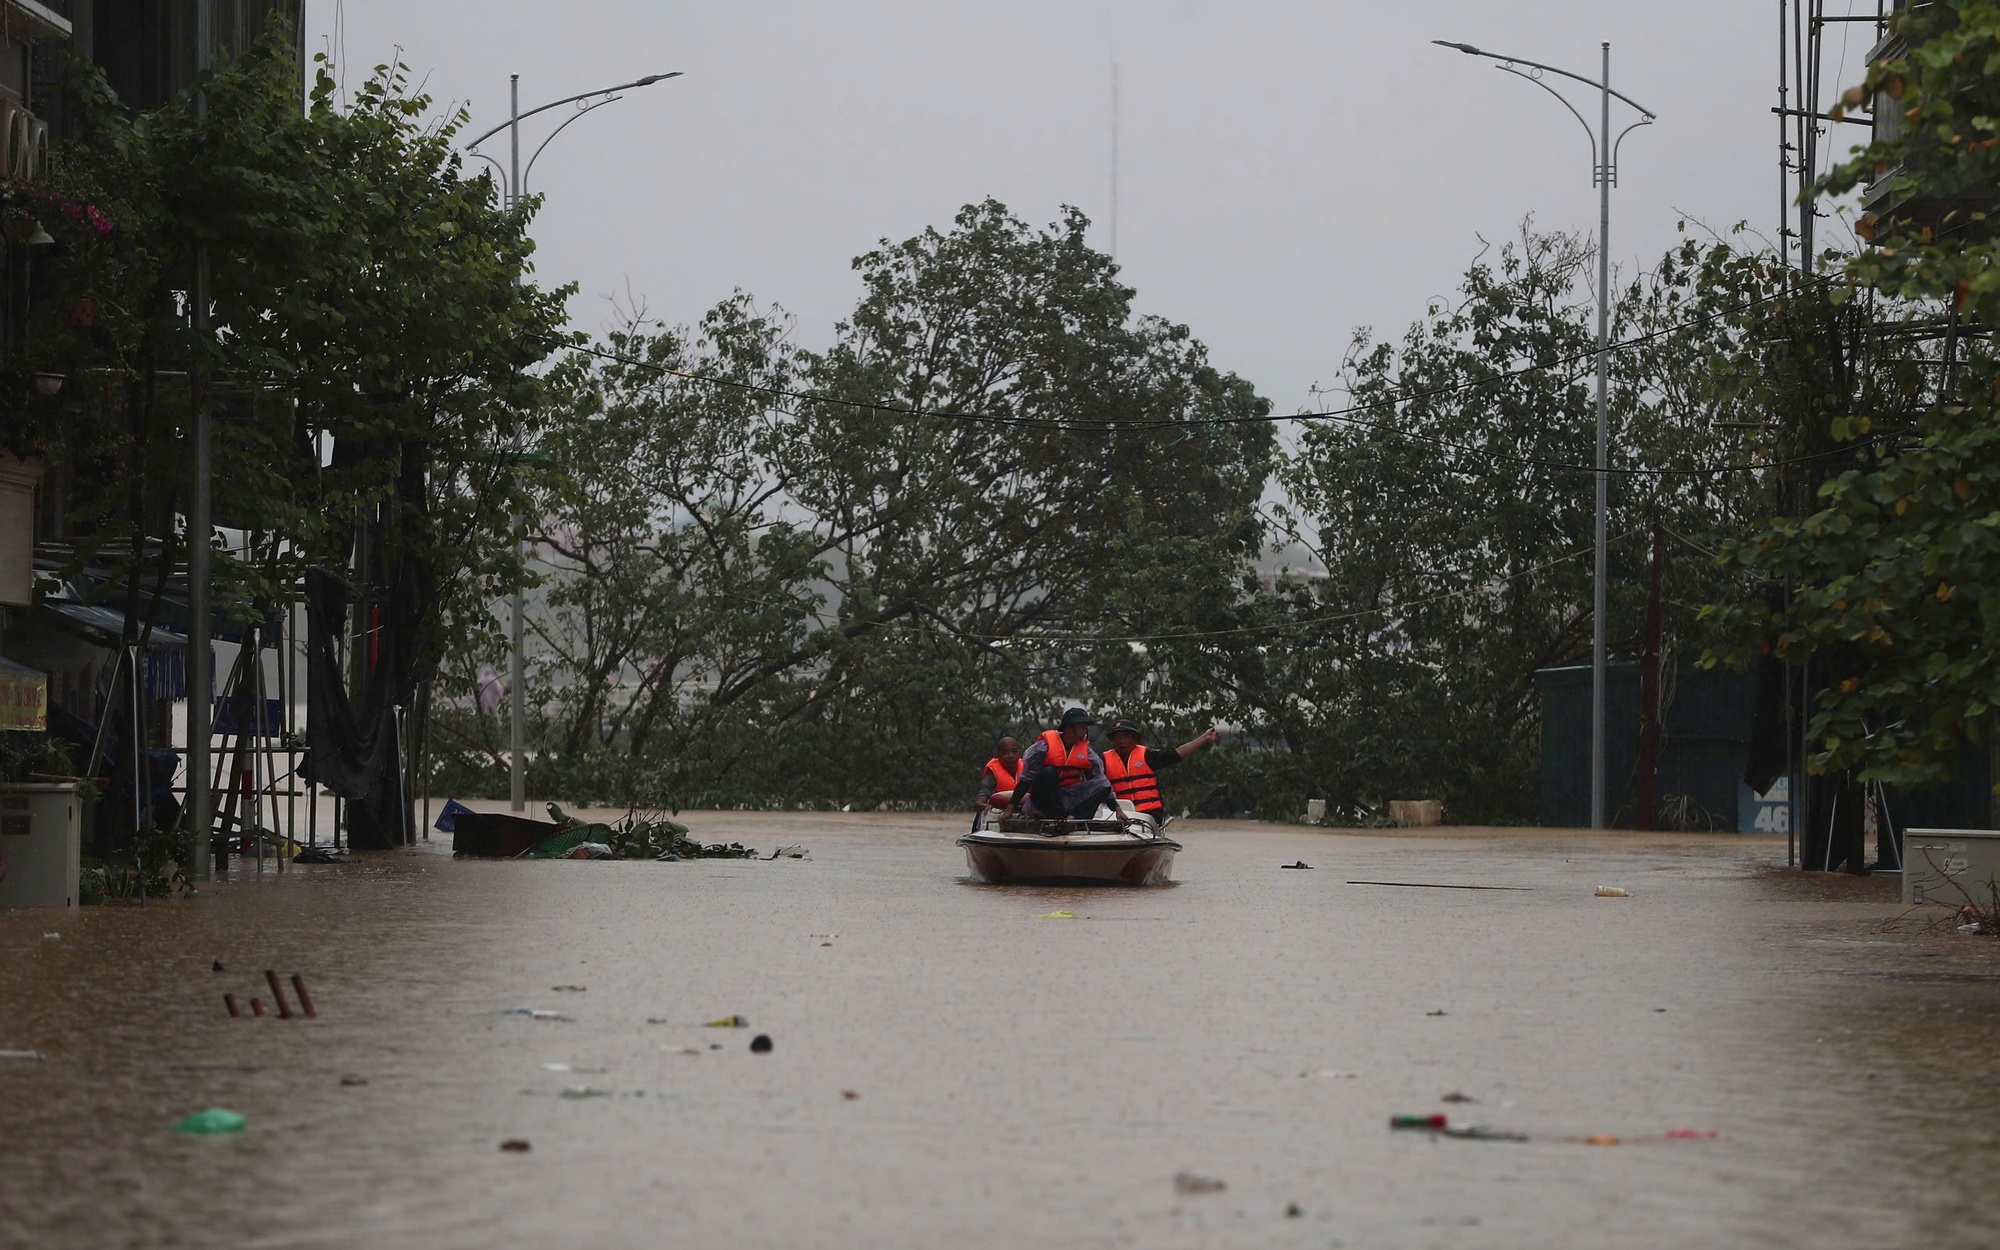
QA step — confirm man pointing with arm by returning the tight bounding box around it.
[1102,718,1221,822]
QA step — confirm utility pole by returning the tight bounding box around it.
[189,0,214,881]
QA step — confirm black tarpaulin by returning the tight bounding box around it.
[303,569,406,850]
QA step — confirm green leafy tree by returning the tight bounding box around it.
[517,296,825,805]
[1268,226,1769,823]
[790,200,1272,804]
[14,42,564,659]
[1705,0,2000,786]
[508,200,1274,810]
[5,38,570,848]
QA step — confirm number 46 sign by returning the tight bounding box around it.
[1738,777,1791,835]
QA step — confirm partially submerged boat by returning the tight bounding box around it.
[959,801,1180,886]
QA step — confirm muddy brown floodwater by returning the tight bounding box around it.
[3,813,1999,1249]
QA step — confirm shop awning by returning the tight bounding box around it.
[39,600,190,651]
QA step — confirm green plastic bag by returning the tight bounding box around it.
[172,1108,247,1135]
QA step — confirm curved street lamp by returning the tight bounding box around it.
[1433,40,1656,833]
[464,71,683,207]
[463,70,682,813]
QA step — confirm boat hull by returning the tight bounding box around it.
[958,832,1180,885]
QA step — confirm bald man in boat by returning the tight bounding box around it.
[974,735,1023,812]
[1007,707,1119,822]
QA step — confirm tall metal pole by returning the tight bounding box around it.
[1590,42,1613,831]
[465,70,676,814]
[1110,61,1121,259]
[189,2,215,881]
[1433,38,1650,832]
[508,74,527,813]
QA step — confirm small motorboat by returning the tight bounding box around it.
[959,801,1180,885]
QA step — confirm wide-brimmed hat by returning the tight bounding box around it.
[1058,707,1097,728]
[1107,718,1143,738]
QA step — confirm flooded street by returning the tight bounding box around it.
[3,814,1997,1249]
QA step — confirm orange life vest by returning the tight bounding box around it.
[1038,729,1093,788]
[1103,744,1162,813]
[983,756,1021,795]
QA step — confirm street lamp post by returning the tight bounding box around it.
[189,2,214,880]
[462,71,681,812]
[1434,39,1655,832]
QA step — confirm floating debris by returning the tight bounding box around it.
[500,1139,532,1153]
[0,1049,46,1062]
[1596,886,1631,898]
[172,1108,247,1135]
[1173,1172,1226,1195]
[1033,911,1078,920]
[1394,1112,1717,1146]
[1281,861,1314,870]
[1442,1125,1530,1142]
[704,1015,749,1029]
[506,1008,574,1022]
[1347,881,1533,892]
[750,1034,774,1054]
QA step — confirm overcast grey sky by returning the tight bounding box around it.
[307,2,1873,415]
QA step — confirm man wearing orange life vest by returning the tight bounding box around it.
[1102,718,1221,819]
[974,736,1024,811]
[1007,707,1118,821]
